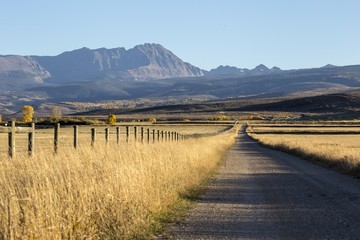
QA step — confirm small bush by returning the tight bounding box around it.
[183,119,191,122]
[248,115,265,120]
[148,117,157,123]
[37,117,103,125]
[108,114,117,125]
[212,115,232,121]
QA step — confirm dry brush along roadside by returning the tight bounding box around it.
[0,123,238,239]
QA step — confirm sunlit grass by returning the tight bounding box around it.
[248,133,360,176]
[0,127,237,239]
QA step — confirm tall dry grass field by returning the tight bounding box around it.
[0,128,236,239]
[249,133,360,176]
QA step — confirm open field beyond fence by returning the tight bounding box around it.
[0,123,237,239]
[247,123,360,177]
[0,123,232,158]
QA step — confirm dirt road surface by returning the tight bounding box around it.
[166,130,360,239]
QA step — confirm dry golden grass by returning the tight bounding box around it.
[248,133,360,176]
[0,124,232,157]
[0,128,237,239]
[247,124,360,134]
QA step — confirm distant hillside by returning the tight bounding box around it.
[82,93,360,120]
[237,93,360,113]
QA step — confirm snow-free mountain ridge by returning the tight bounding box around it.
[206,64,282,76]
[1,43,360,115]
[0,43,205,88]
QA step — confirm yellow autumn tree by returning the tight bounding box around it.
[107,114,116,125]
[148,117,157,123]
[22,105,34,123]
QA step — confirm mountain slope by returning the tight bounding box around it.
[1,43,360,115]
[0,55,50,89]
[33,43,204,83]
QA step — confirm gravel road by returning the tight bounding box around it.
[166,129,360,239]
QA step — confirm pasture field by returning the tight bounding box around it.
[0,123,237,239]
[247,123,360,176]
[0,123,232,158]
[247,126,360,134]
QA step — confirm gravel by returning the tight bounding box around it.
[165,130,360,239]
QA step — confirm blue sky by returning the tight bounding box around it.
[1,0,359,70]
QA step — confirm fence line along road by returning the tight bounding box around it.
[0,122,233,158]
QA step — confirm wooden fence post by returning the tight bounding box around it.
[168,131,171,141]
[73,126,78,149]
[161,131,164,142]
[157,130,160,142]
[28,123,35,157]
[91,128,96,146]
[141,127,144,143]
[54,123,60,154]
[152,129,155,143]
[126,126,129,143]
[105,128,109,144]
[147,128,150,143]
[8,121,15,158]
[116,127,120,144]
[134,126,137,142]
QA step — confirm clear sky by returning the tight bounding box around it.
[1,0,359,70]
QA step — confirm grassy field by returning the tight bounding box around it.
[247,122,360,133]
[247,126,360,133]
[247,123,360,177]
[0,124,237,239]
[0,124,232,158]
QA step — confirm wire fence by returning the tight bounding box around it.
[0,122,234,158]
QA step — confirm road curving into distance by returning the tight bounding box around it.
[166,128,360,239]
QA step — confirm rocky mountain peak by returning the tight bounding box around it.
[30,44,204,83]
[254,64,270,72]
[321,64,337,69]
[271,66,282,72]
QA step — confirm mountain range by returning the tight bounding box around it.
[205,64,282,76]
[1,43,360,115]
[0,43,204,88]
[0,43,285,89]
